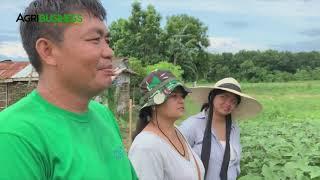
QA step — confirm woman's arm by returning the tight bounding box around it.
[233,122,242,175]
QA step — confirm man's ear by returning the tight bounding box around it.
[35,38,58,66]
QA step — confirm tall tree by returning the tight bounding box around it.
[109,2,163,64]
[163,14,210,81]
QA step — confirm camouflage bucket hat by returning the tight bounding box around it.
[139,70,191,110]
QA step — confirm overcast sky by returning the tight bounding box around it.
[0,0,319,61]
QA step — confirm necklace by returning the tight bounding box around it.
[155,120,186,157]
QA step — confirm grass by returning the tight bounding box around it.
[181,80,320,122]
[241,81,320,121]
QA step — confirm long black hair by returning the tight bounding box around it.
[200,89,240,180]
[132,106,152,141]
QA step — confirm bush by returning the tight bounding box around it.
[145,61,184,80]
[294,68,320,81]
[271,71,294,82]
[128,58,146,105]
[311,68,320,80]
[294,69,312,81]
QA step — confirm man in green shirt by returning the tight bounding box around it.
[0,0,137,179]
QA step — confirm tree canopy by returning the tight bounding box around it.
[110,2,320,83]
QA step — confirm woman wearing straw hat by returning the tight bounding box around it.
[129,70,205,180]
[179,77,262,180]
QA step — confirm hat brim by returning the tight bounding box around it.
[140,83,191,110]
[177,84,192,94]
[188,86,262,120]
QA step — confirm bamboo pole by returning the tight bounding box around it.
[128,98,133,147]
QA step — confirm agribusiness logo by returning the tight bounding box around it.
[16,2,82,24]
[16,13,82,23]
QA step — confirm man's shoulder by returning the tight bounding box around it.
[89,100,111,113]
[0,92,50,139]
[0,93,36,122]
[0,111,44,149]
[88,100,119,127]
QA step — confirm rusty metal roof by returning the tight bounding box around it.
[0,58,134,82]
[12,64,39,78]
[112,57,137,75]
[0,60,29,79]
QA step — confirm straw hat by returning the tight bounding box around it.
[189,77,262,120]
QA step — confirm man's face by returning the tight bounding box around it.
[54,12,113,97]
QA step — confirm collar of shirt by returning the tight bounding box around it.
[197,110,237,134]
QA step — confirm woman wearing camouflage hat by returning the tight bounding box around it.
[129,70,205,180]
[179,77,262,180]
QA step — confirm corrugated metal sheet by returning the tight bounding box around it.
[0,58,133,81]
[112,57,137,75]
[12,64,39,78]
[0,61,29,79]
[112,57,126,68]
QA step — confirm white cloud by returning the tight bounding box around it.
[141,0,320,18]
[0,41,28,60]
[272,38,320,52]
[207,36,268,53]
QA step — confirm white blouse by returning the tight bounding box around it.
[219,140,236,161]
[129,130,205,180]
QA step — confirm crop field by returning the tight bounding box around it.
[122,81,320,179]
[179,81,320,179]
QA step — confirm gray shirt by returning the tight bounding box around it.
[129,130,205,180]
[179,111,241,180]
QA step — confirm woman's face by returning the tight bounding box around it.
[212,92,238,116]
[157,87,186,120]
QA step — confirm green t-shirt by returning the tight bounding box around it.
[0,90,138,180]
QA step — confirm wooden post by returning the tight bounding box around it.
[28,67,34,86]
[128,99,133,147]
[5,83,8,108]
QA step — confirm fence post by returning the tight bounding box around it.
[128,99,133,147]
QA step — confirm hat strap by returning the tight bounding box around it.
[218,83,241,92]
